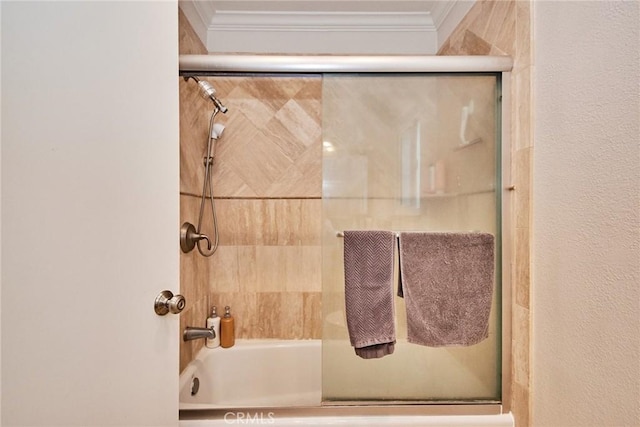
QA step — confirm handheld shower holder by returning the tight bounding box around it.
[180,222,211,253]
[181,75,226,258]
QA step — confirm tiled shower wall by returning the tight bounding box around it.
[178,6,533,423]
[439,1,533,426]
[178,10,322,371]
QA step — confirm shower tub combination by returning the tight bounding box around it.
[178,54,514,427]
[179,340,513,426]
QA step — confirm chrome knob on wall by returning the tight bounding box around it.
[154,290,186,316]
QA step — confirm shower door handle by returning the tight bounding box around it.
[154,290,186,315]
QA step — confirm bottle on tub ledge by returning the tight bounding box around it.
[220,305,235,348]
[205,306,220,349]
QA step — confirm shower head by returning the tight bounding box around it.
[207,122,225,160]
[185,76,228,114]
[211,123,225,140]
[197,80,228,114]
[197,79,216,99]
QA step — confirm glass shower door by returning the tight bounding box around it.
[321,74,501,402]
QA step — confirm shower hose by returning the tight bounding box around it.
[196,108,220,257]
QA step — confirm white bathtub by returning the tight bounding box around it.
[179,339,514,427]
[179,340,322,409]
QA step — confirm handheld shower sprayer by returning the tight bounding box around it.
[181,75,230,257]
[184,76,228,113]
[211,123,225,140]
[207,123,226,163]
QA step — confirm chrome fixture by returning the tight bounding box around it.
[181,76,228,257]
[154,290,186,316]
[183,326,216,342]
[179,54,514,74]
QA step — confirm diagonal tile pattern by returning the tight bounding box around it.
[179,71,324,372]
[180,75,322,198]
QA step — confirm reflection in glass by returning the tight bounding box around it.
[321,74,501,402]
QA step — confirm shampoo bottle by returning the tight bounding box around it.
[220,306,235,348]
[205,306,220,349]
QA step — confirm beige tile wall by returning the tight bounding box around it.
[179,6,532,416]
[179,11,323,372]
[439,1,533,426]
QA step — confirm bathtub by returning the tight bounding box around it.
[179,340,322,409]
[179,340,514,427]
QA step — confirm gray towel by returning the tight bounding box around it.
[343,230,396,359]
[398,232,494,347]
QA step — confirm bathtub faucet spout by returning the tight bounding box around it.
[183,326,216,342]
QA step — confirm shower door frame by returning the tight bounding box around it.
[179,54,513,415]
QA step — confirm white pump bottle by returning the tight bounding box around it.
[206,306,221,348]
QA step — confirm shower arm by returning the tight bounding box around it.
[183,75,228,114]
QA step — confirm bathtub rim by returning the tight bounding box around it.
[180,403,505,421]
[179,339,322,399]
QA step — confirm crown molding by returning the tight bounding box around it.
[431,0,475,50]
[209,10,435,31]
[179,0,475,55]
[178,0,210,46]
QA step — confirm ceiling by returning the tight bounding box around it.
[179,0,475,55]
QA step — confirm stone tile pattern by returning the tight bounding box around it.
[439,1,533,426]
[178,10,322,372]
[178,5,533,412]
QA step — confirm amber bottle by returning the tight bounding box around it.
[220,305,235,348]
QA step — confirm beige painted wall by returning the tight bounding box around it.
[532,1,640,426]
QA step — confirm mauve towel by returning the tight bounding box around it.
[398,232,494,347]
[343,230,397,359]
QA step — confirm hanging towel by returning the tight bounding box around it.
[398,232,494,347]
[343,230,397,359]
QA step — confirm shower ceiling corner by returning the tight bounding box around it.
[178,0,476,54]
